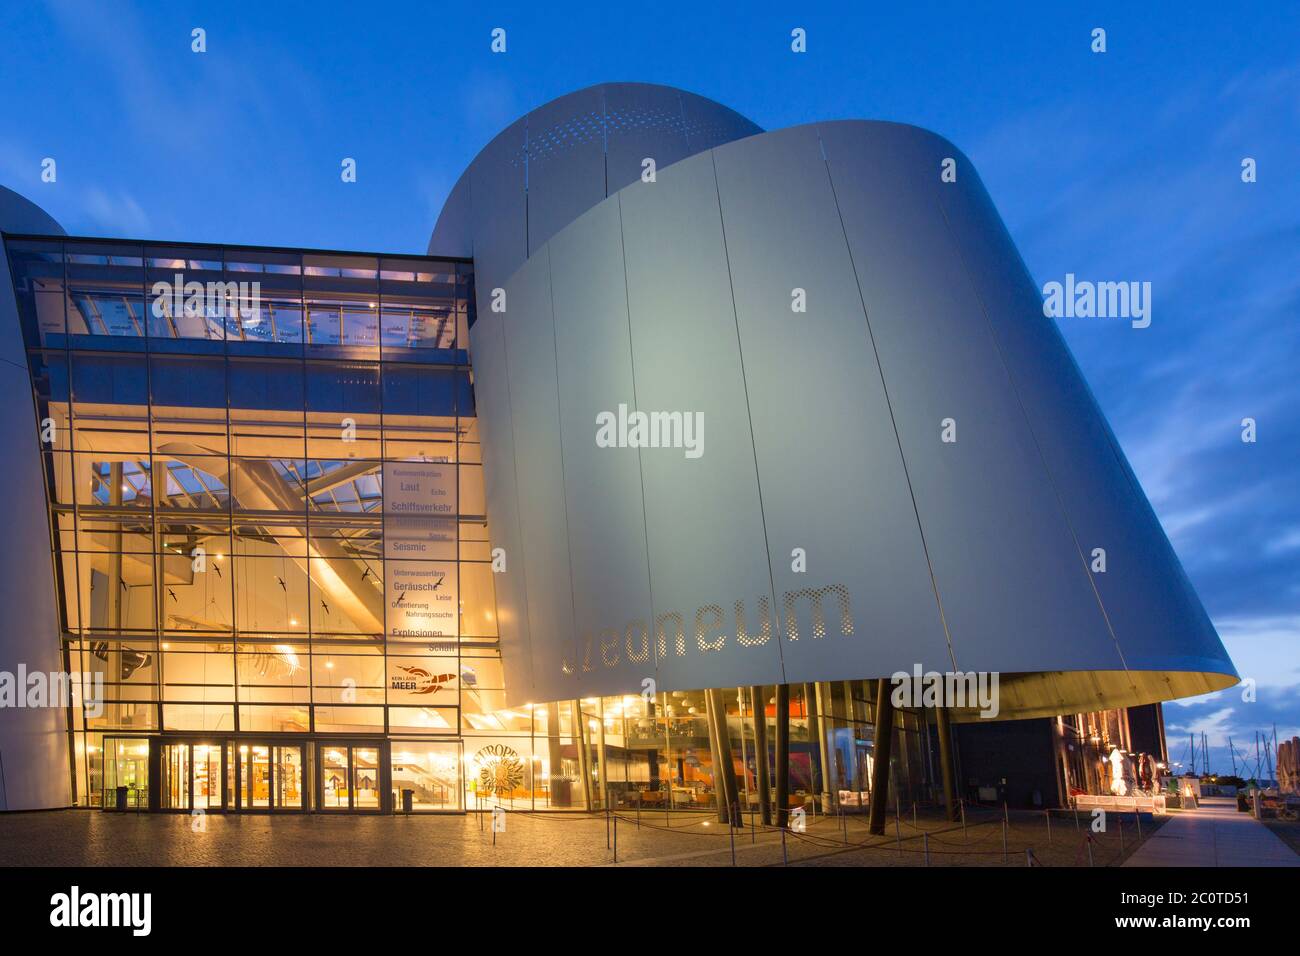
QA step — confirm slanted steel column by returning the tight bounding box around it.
[704,688,730,823]
[813,681,835,812]
[868,678,895,835]
[574,700,594,810]
[774,684,790,827]
[706,687,743,826]
[935,706,959,822]
[751,685,772,825]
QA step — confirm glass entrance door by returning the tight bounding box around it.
[161,741,190,809]
[234,741,306,811]
[158,740,227,811]
[193,743,223,810]
[354,747,380,809]
[241,744,272,809]
[275,745,304,809]
[318,742,386,812]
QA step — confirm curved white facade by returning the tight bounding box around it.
[432,88,1237,718]
[0,185,71,809]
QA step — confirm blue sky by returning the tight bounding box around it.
[2,1,1297,775]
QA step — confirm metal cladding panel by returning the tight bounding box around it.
[0,186,71,810]
[935,154,1234,678]
[617,152,783,692]
[602,83,693,197]
[526,85,608,258]
[466,117,528,289]
[429,83,762,285]
[465,308,535,698]
[711,125,954,682]
[547,198,657,696]
[498,250,580,686]
[817,120,1124,676]
[428,173,472,259]
[679,89,763,153]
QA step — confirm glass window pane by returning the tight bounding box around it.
[67,243,145,344]
[5,238,67,347]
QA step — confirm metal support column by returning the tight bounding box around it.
[935,705,959,822]
[751,685,772,825]
[868,678,895,835]
[775,683,790,827]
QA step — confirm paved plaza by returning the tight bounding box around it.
[1122,797,1300,868]
[0,803,1202,868]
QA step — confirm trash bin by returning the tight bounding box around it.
[401,789,414,813]
[115,786,128,810]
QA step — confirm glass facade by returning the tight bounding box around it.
[6,235,936,815]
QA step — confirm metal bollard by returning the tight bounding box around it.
[1046,809,1052,845]
[781,825,788,866]
[923,831,930,867]
[1086,833,1094,867]
[613,814,618,863]
[1002,818,1008,863]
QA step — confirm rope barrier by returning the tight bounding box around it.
[476,798,1154,867]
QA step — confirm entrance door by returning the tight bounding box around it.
[241,744,272,809]
[160,741,190,809]
[192,743,223,810]
[158,740,227,811]
[275,745,304,809]
[235,742,306,811]
[318,742,387,812]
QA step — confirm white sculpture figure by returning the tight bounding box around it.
[1109,748,1128,796]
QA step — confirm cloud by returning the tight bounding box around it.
[80,187,151,235]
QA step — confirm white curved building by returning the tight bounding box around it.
[0,84,1233,821]
[429,84,1236,717]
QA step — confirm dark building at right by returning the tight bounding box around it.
[955,704,1169,809]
